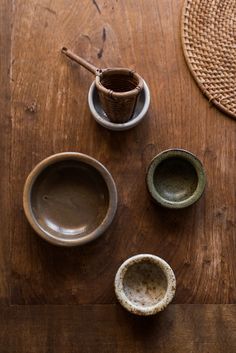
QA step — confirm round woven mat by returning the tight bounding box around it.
[181,0,236,119]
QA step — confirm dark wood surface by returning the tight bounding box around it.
[0,305,235,353]
[1,0,235,351]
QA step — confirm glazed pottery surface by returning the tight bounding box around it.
[23,153,117,246]
[114,254,176,316]
[146,149,206,208]
[88,80,150,131]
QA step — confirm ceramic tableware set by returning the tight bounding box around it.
[23,49,206,316]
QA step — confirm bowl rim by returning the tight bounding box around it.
[88,79,150,131]
[114,254,176,316]
[146,148,206,209]
[23,152,118,246]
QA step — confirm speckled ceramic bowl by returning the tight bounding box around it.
[114,254,176,316]
[146,149,206,209]
[23,152,117,246]
[88,80,150,131]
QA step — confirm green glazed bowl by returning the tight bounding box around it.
[146,149,206,209]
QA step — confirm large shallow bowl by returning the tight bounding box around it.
[114,254,176,316]
[23,152,117,246]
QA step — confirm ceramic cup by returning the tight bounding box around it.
[114,254,176,316]
[146,149,206,209]
[23,152,117,246]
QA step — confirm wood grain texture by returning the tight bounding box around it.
[0,304,235,353]
[0,0,12,303]
[8,0,236,305]
[0,0,234,351]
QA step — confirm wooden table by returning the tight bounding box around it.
[1,0,235,351]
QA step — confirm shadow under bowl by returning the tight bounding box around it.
[114,254,176,316]
[88,80,150,131]
[146,149,206,209]
[23,153,117,246]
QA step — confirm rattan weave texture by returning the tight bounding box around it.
[182,0,236,119]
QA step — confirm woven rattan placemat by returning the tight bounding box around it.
[181,0,236,119]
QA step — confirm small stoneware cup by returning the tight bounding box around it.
[146,149,206,209]
[114,254,176,316]
[23,152,117,246]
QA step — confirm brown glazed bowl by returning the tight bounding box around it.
[23,153,117,246]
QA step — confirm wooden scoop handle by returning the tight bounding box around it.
[61,47,102,76]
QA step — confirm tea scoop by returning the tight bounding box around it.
[61,47,144,123]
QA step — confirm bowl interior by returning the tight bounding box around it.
[30,160,110,239]
[123,260,168,308]
[93,84,146,122]
[153,156,198,202]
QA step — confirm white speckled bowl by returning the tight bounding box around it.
[114,254,176,316]
[88,80,150,131]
